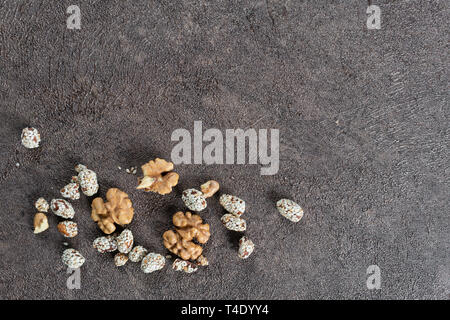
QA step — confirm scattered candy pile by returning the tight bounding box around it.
[24,128,305,275]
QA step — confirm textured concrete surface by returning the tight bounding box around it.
[0,0,448,299]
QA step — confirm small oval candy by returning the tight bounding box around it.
[57,221,78,238]
[116,229,134,254]
[221,213,246,232]
[141,253,166,273]
[51,199,75,219]
[21,127,41,149]
[182,189,207,212]
[114,253,128,267]
[238,236,255,259]
[219,194,245,217]
[128,246,148,263]
[62,249,85,269]
[93,236,117,253]
[276,199,304,222]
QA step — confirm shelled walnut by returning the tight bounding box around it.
[91,188,134,234]
[91,198,115,234]
[163,211,210,261]
[136,158,179,195]
[200,180,219,198]
[33,213,49,234]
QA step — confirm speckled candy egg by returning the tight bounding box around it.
[172,258,198,273]
[21,127,41,149]
[76,165,99,196]
[50,199,75,219]
[182,189,207,212]
[141,253,166,273]
[60,182,80,200]
[238,236,255,259]
[34,198,49,212]
[221,213,246,232]
[93,236,117,253]
[114,253,128,266]
[276,199,304,223]
[74,164,87,173]
[62,249,85,269]
[117,229,134,254]
[128,246,148,262]
[57,221,78,238]
[219,194,245,217]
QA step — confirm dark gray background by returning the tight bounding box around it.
[0,0,448,299]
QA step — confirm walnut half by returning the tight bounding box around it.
[163,211,210,261]
[91,188,134,234]
[136,158,179,195]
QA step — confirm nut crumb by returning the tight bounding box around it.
[33,213,49,234]
[200,180,220,198]
[196,255,209,266]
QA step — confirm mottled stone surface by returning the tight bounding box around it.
[0,1,448,299]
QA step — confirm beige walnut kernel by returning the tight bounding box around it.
[91,188,134,234]
[91,198,116,234]
[172,211,210,244]
[200,180,220,198]
[136,158,179,195]
[163,211,210,261]
[104,188,134,226]
[33,213,49,234]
